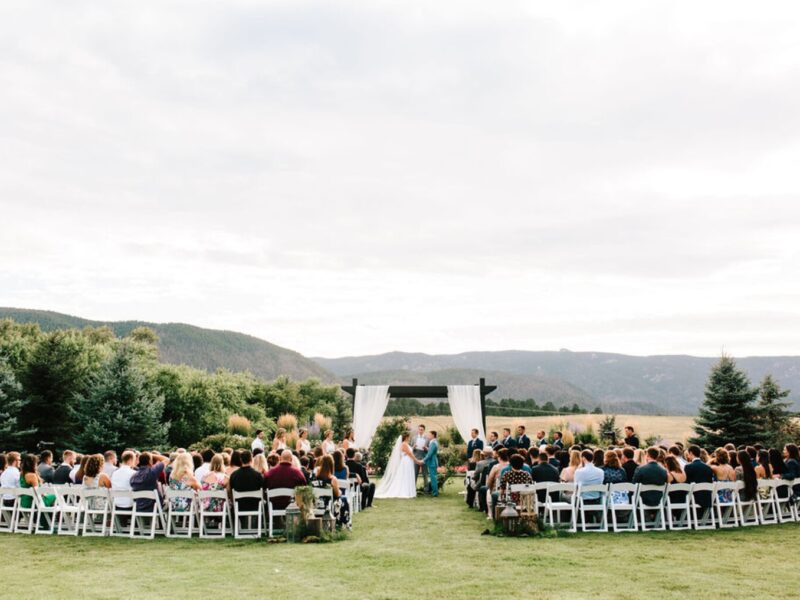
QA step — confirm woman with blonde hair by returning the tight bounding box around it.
[296,428,312,454]
[252,453,269,476]
[322,429,336,454]
[201,454,228,512]
[272,428,287,452]
[342,429,356,451]
[168,453,200,512]
[559,450,582,483]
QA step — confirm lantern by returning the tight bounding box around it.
[500,498,520,536]
[285,500,302,542]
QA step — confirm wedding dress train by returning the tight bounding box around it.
[374,436,417,499]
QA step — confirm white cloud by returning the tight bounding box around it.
[2,1,800,357]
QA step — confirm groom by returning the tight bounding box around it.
[423,431,439,497]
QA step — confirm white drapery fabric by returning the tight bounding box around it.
[447,385,486,443]
[353,385,391,449]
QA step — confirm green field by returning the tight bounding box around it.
[1,481,798,600]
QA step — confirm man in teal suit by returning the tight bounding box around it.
[424,431,440,497]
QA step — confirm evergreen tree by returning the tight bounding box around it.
[691,355,760,448]
[0,358,33,449]
[757,375,794,448]
[71,344,169,452]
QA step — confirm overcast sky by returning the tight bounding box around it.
[2,2,800,358]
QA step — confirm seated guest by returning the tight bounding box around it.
[668,445,687,468]
[191,452,203,473]
[756,449,772,480]
[574,450,605,503]
[252,453,269,476]
[545,445,561,469]
[593,449,604,468]
[52,450,75,485]
[485,449,510,517]
[559,450,581,484]
[684,445,714,509]
[531,452,560,504]
[226,450,242,476]
[111,451,137,511]
[263,450,307,511]
[299,456,313,482]
[768,448,785,478]
[332,450,349,480]
[621,447,638,482]
[38,450,55,483]
[130,452,169,512]
[267,453,280,470]
[346,449,374,509]
[20,453,55,509]
[665,456,686,484]
[466,429,484,459]
[103,450,118,477]
[194,448,214,482]
[499,454,533,505]
[467,448,494,509]
[200,454,229,512]
[1,452,21,506]
[311,454,349,528]
[468,449,482,470]
[71,454,87,484]
[633,447,668,506]
[228,450,264,513]
[735,450,758,502]
[82,454,112,510]
[602,450,629,504]
[0,453,5,477]
[516,425,531,450]
[168,453,200,512]
[783,444,800,496]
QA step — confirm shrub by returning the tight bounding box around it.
[438,426,463,447]
[314,412,332,432]
[189,432,250,452]
[370,417,410,473]
[277,413,298,431]
[227,414,252,436]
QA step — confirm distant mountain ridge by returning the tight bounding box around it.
[0,308,335,382]
[313,350,800,415]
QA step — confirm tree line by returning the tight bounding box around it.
[384,396,602,417]
[0,320,350,453]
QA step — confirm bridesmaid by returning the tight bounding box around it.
[296,428,312,454]
[342,429,356,451]
[272,428,287,452]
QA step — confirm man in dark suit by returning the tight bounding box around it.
[466,429,484,459]
[552,431,564,450]
[52,450,75,485]
[632,447,667,506]
[531,453,560,504]
[621,447,638,482]
[501,428,517,450]
[684,444,714,509]
[345,449,375,509]
[545,445,560,469]
[516,426,531,450]
[229,450,264,512]
[488,431,500,449]
[624,426,640,448]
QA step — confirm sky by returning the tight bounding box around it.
[2,1,800,358]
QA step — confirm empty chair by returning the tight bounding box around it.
[13,488,37,534]
[165,488,198,538]
[81,488,111,537]
[713,482,740,528]
[608,482,639,532]
[197,489,230,538]
[665,483,694,531]
[543,483,577,532]
[690,483,717,530]
[636,484,666,531]
[576,484,609,532]
[266,487,296,538]
[0,488,18,533]
[735,481,759,526]
[756,480,779,525]
[773,480,797,523]
[55,486,84,536]
[232,489,264,539]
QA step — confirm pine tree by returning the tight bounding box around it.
[757,375,794,448]
[691,355,760,448]
[71,344,169,452]
[0,358,33,449]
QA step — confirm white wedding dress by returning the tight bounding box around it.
[375,436,417,499]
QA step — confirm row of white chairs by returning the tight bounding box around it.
[0,480,357,539]
[506,479,799,533]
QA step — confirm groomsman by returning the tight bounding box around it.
[552,431,564,449]
[501,428,517,449]
[413,424,429,491]
[488,431,500,449]
[534,430,548,448]
[516,426,530,450]
[466,429,484,458]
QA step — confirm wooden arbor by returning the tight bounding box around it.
[341,378,497,432]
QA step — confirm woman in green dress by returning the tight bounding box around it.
[19,453,55,508]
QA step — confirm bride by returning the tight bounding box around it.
[375,432,421,499]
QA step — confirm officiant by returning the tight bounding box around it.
[413,424,429,492]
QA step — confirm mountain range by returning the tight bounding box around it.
[3,307,798,415]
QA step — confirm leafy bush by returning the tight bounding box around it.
[574,423,599,446]
[438,426,463,446]
[597,415,620,445]
[370,417,410,473]
[189,433,250,452]
[227,414,252,436]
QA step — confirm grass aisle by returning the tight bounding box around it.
[1,481,799,599]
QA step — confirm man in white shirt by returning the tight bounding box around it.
[251,430,265,453]
[574,449,605,502]
[194,448,214,482]
[1,452,21,505]
[103,450,118,477]
[69,455,83,483]
[111,450,137,509]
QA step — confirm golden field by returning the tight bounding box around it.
[399,414,696,444]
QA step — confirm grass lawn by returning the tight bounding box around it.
[1,480,798,600]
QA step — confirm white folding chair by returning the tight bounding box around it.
[608,483,639,532]
[509,483,538,517]
[312,487,334,518]
[349,478,362,514]
[13,488,37,534]
[110,490,135,537]
[544,483,577,532]
[774,480,797,523]
[130,490,166,539]
[0,488,18,533]
[165,488,198,538]
[665,483,693,530]
[713,482,740,528]
[337,479,354,526]
[690,483,716,530]
[197,489,230,538]
[637,484,666,531]
[55,486,83,535]
[33,485,59,534]
[232,490,264,539]
[735,481,759,526]
[533,482,552,517]
[81,488,111,536]
[756,480,779,525]
[266,487,295,538]
[576,484,608,532]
